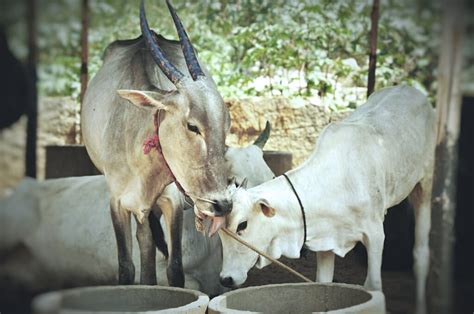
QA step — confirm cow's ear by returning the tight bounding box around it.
[258,199,275,218]
[117,90,169,111]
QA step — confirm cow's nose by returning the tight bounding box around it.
[220,276,234,288]
[213,199,232,216]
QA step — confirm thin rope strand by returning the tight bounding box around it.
[187,193,217,204]
[222,228,313,283]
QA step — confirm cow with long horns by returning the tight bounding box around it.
[82,0,232,286]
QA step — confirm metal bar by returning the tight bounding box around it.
[79,0,89,144]
[367,0,380,97]
[25,0,37,178]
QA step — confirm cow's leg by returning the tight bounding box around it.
[135,213,157,285]
[316,251,335,282]
[363,222,385,291]
[110,198,135,284]
[159,199,185,287]
[408,177,433,314]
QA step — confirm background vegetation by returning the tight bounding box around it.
[1,0,442,108]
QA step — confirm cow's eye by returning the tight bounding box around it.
[187,123,200,135]
[236,221,248,233]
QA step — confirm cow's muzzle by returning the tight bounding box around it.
[219,276,235,288]
[212,198,232,216]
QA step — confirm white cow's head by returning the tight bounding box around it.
[218,187,280,288]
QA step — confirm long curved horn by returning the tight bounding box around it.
[166,0,205,81]
[253,121,271,149]
[140,0,184,85]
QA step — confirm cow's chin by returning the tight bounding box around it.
[232,277,246,288]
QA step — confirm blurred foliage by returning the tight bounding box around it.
[0,0,441,107]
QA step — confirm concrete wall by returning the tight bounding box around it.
[226,97,349,166]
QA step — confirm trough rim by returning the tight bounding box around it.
[208,282,385,314]
[32,285,210,314]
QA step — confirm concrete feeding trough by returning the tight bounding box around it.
[208,283,385,314]
[32,286,209,314]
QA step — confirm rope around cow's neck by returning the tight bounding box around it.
[221,228,313,283]
[282,173,307,254]
[145,109,187,195]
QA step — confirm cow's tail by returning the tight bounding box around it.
[148,212,169,259]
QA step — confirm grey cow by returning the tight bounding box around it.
[82,1,232,286]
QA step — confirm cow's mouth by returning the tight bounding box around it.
[208,215,226,236]
[194,207,227,237]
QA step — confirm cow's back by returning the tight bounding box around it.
[344,85,435,143]
[303,85,436,211]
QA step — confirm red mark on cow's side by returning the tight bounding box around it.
[143,134,160,155]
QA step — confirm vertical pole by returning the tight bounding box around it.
[367,0,380,98]
[428,0,465,313]
[25,0,37,178]
[79,0,89,144]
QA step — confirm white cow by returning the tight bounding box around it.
[219,86,436,314]
[0,131,275,297]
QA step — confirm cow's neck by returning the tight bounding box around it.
[287,165,362,258]
[262,168,358,261]
[252,176,306,263]
[143,109,187,195]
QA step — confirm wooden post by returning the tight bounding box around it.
[428,0,465,313]
[367,0,380,97]
[25,0,38,178]
[78,0,89,143]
